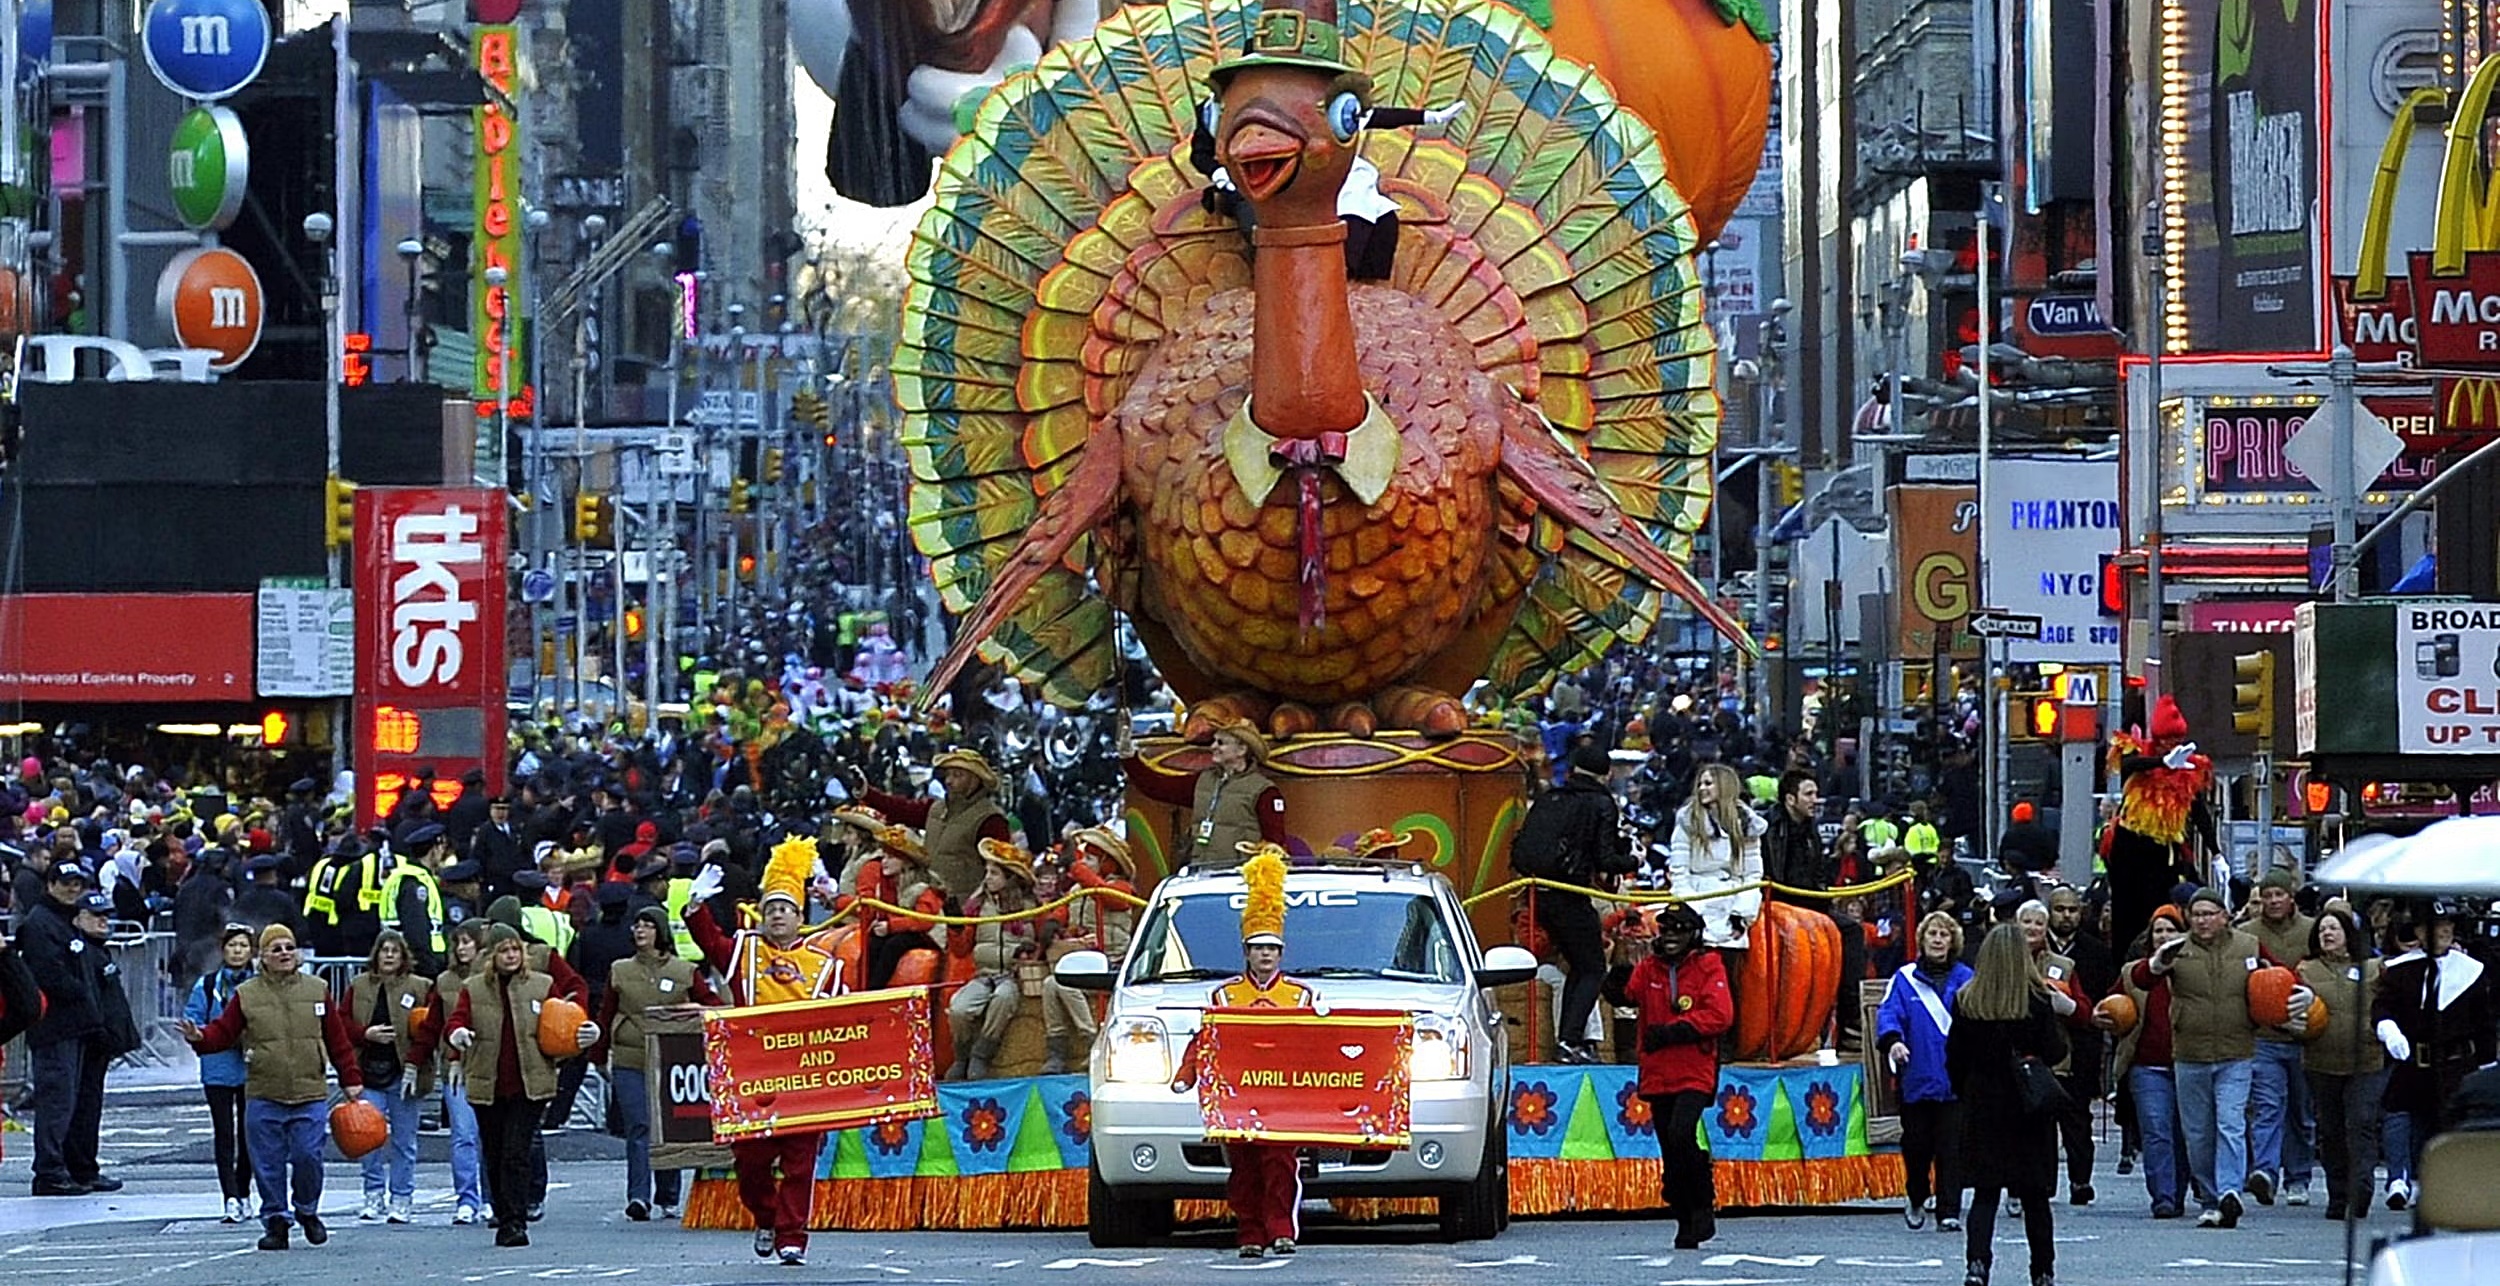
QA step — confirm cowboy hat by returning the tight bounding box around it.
[932,749,998,788]
[873,824,927,861]
[977,836,1038,888]
[1205,713,1270,765]
[1069,825,1131,871]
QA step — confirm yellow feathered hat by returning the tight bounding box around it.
[1238,843,1289,946]
[761,834,819,909]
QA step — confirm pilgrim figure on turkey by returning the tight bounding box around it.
[904,0,1751,744]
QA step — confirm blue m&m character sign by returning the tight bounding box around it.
[140,0,270,102]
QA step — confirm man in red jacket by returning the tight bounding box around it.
[1612,902,1734,1249]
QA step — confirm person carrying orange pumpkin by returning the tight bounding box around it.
[2132,888,2309,1229]
[1606,901,1733,1250]
[2104,904,2188,1218]
[178,921,368,1252]
[679,836,848,1266]
[1169,844,1317,1259]
[2103,696,2217,957]
[417,923,600,1249]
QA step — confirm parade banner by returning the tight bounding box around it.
[1191,1008,1413,1147]
[702,988,939,1141]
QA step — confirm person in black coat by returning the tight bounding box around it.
[469,796,528,902]
[2373,907,2498,1164]
[441,769,491,853]
[1947,923,2069,1286]
[19,866,113,1195]
[170,849,238,987]
[229,855,304,941]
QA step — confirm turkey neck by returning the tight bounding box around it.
[1247,220,1367,437]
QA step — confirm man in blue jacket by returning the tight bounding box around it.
[1876,911,1974,1231]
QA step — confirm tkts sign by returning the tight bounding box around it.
[352,487,507,825]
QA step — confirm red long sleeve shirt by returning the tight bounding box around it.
[1122,758,1288,845]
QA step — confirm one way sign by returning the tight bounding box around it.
[1967,611,2043,640]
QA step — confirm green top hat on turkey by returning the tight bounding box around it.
[1211,0,1356,83]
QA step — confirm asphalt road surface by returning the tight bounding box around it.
[0,1085,2376,1285]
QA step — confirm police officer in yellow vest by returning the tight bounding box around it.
[660,842,711,964]
[384,824,452,976]
[303,837,386,959]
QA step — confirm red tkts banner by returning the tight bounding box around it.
[1192,1009,1414,1147]
[702,989,940,1141]
[352,487,507,826]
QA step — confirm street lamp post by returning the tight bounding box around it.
[306,213,341,590]
[397,237,425,383]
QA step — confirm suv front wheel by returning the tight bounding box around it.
[1437,1105,1509,1242]
[1087,1155,1173,1247]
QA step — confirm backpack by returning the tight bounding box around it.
[1510,793,1591,881]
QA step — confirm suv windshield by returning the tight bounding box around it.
[1124,889,1466,986]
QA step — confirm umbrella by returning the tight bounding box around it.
[2313,817,2500,894]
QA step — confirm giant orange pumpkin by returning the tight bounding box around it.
[2248,966,2300,1028]
[2094,993,2139,1036]
[330,1096,389,1159]
[1536,0,1774,243]
[1733,900,1842,1061]
[537,995,592,1059]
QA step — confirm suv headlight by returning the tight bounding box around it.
[1103,1015,1174,1085]
[1410,1016,1468,1081]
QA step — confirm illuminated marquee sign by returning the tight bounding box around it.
[471,24,525,402]
[2189,396,2433,505]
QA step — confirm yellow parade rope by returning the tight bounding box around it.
[1460,867,1918,910]
[823,883,1151,929]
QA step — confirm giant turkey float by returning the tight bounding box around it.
[680,0,1901,1232]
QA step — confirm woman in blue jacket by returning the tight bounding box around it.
[183,925,256,1223]
[1877,911,1972,1231]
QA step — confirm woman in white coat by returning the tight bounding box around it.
[1666,763,1766,950]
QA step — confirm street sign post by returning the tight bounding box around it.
[1967,611,2044,640]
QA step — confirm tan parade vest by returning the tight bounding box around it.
[965,894,1038,974]
[463,969,559,1106]
[1188,767,1277,866]
[606,952,698,1072]
[347,970,435,1095]
[926,795,1003,901]
[1053,883,1135,963]
[234,971,335,1106]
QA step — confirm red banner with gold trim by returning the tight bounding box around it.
[701,988,939,1141]
[1192,1008,1414,1147]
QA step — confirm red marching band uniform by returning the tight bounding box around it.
[1170,845,1312,1257]
[682,838,847,1263]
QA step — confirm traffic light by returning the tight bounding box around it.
[737,552,757,581]
[324,476,357,548]
[792,388,829,432]
[730,477,752,514]
[572,493,611,543]
[2020,693,2060,740]
[1773,460,1804,510]
[2232,651,2277,745]
[763,448,784,482]
[259,709,293,745]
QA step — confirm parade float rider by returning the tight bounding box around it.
[1172,843,1314,1259]
[1126,714,1288,868]
[682,836,847,1267]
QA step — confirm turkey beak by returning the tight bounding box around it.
[1225,119,1303,202]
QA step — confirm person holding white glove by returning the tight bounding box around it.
[2128,887,2264,1229]
[2372,905,2498,1212]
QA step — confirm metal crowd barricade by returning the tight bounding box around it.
[104,924,185,1068]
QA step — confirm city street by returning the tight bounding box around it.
[0,1085,2368,1285]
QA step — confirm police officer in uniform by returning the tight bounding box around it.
[384,824,452,977]
[304,837,386,960]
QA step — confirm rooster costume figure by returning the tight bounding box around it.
[2101,695,2216,955]
[1172,845,1316,1259]
[682,837,847,1267]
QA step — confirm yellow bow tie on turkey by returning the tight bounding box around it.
[1220,393,1398,506]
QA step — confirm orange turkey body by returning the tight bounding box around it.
[1117,284,1522,706]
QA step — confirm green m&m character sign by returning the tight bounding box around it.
[168,104,248,231]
